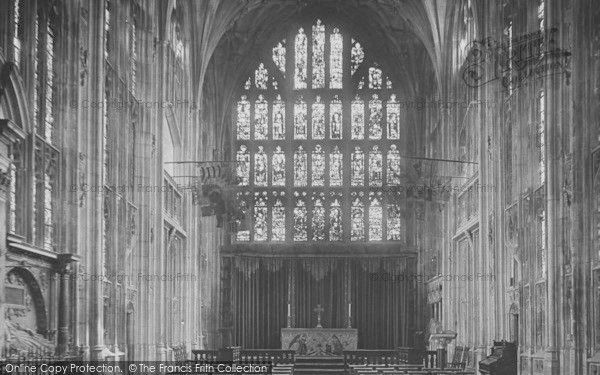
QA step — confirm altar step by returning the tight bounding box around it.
[293,356,345,375]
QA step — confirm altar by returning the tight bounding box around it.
[281,328,358,356]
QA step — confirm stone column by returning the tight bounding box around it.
[56,254,78,356]
[0,119,26,357]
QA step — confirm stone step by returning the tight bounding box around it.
[292,356,345,375]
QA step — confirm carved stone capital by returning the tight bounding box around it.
[56,253,79,275]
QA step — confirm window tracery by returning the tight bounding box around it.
[234,20,404,243]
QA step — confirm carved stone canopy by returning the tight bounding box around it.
[0,119,26,145]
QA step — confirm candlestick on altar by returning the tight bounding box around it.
[348,303,352,328]
[287,303,291,328]
[314,304,324,328]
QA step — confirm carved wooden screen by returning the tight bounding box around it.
[234,20,404,243]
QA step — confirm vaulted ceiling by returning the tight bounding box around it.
[168,0,478,152]
[181,0,478,102]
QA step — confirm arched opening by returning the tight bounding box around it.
[509,303,519,346]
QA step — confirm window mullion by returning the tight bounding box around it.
[285,26,296,242]
[342,31,353,242]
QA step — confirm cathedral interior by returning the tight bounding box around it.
[0,0,597,374]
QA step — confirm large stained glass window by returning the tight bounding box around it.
[234,19,404,243]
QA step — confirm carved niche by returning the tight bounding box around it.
[4,268,54,355]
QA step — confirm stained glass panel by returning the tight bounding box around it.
[294,146,308,187]
[244,78,251,90]
[351,193,365,241]
[255,63,268,90]
[351,146,364,186]
[387,204,402,240]
[272,192,286,241]
[253,192,268,241]
[236,95,250,140]
[312,96,325,140]
[329,195,343,241]
[294,28,307,89]
[254,146,268,186]
[236,192,251,241]
[369,145,382,186]
[369,193,383,241]
[351,96,364,140]
[293,191,307,241]
[294,97,307,139]
[369,66,382,89]
[312,20,325,89]
[236,145,250,186]
[330,28,343,89]
[254,95,268,140]
[368,94,382,139]
[273,40,286,74]
[358,77,365,90]
[330,96,342,139]
[387,94,400,140]
[387,145,401,185]
[330,146,343,186]
[312,193,326,241]
[386,77,392,89]
[273,95,285,140]
[351,39,364,76]
[311,145,325,186]
[272,146,286,186]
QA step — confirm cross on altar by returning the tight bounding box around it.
[314,304,324,328]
